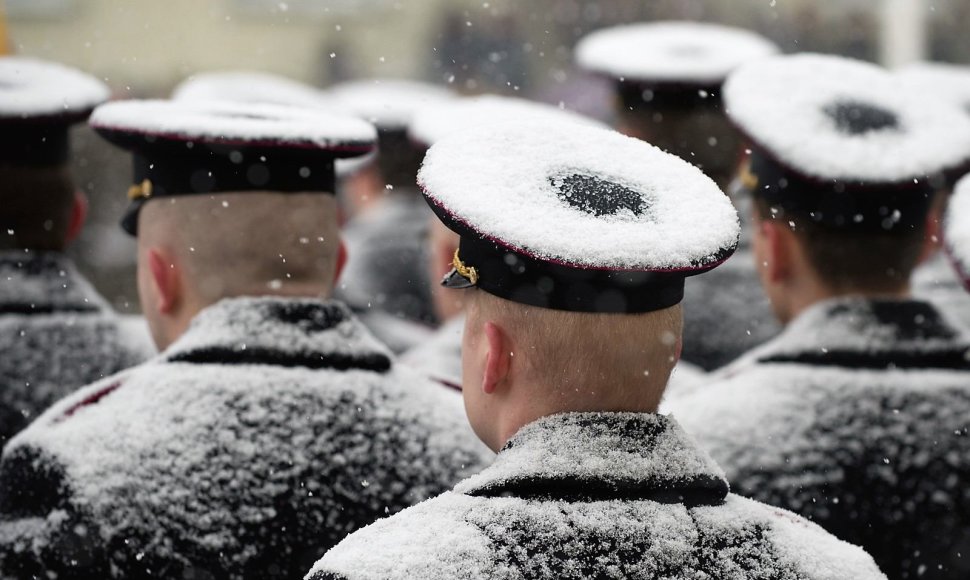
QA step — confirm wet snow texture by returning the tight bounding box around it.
[680,247,781,370]
[725,53,970,183]
[90,99,377,152]
[337,194,436,326]
[575,21,778,84]
[172,70,334,109]
[418,120,739,271]
[0,252,149,445]
[0,56,109,118]
[897,62,970,114]
[945,174,970,291]
[0,297,490,580]
[309,413,884,580]
[401,315,465,390]
[914,251,970,331]
[668,298,970,580]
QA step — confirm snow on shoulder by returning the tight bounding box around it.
[0,56,110,120]
[89,99,376,154]
[172,70,332,110]
[408,94,604,147]
[576,21,778,85]
[725,53,970,183]
[328,78,454,130]
[945,173,970,288]
[418,120,738,271]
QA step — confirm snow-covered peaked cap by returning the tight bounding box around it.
[0,56,110,164]
[329,78,454,130]
[172,70,332,109]
[420,120,739,313]
[944,174,970,290]
[409,94,605,147]
[897,62,970,115]
[576,22,777,92]
[90,99,376,235]
[726,53,970,232]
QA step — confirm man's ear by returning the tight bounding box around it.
[760,220,793,284]
[335,238,348,282]
[147,248,181,314]
[65,190,89,244]
[482,321,512,395]
[919,203,945,264]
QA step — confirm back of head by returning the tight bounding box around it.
[138,192,340,305]
[0,163,76,251]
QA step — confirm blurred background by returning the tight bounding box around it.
[1,0,966,311]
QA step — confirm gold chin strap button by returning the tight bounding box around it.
[739,160,759,192]
[127,179,153,201]
[452,248,479,285]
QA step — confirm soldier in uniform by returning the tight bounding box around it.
[329,79,456,351]
[898,62,970,329]
[0,57,151,445]
[576,22,782,372]
[306,119,885,580]
[666,54,970,580]
[0,99,489,580]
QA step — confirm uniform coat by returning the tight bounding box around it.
[913,251,970,330]
[0,252,150,445]
[307,412,885,580]
[667,298,970,580]
[0,297,489,580]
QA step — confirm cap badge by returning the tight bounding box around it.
[739,160,759,192]
[452,248,479,285]
[127,179,153,201]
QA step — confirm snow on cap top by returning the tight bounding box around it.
[328,78,455,130]
[0,56,110,122]
[725,53,970,184]
[172,70,334,110]
[576,21,778,86]
[897,62,970,115]
[944,173,970,288]
[409,94,605,147]
[420,120,738,271]
[90,99,376,153]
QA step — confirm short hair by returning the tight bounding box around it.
[466,289,682,410]
[616,102,741,189]
[0,163,77,251]
[752,196,927,293]
[138,192,341,303]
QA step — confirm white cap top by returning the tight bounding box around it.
[328,78,455,130]
[172,71,332,110]
[90,99,376,153]
[897,62,970,114]
[576,21,778,86]
[726,53,970,183]
[0,56,110,120]
[945,173,970,285]
[409,94,604,147]
[419,119,738,271]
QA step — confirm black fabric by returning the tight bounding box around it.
[0,303,99,315]
[745,148,936,233]
[118,141,338,235]
[168,347,391,373]
[617,79,724,111]
[0,123,71,166]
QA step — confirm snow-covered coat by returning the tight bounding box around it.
[680,247,781,370]
[0,297,489,580]
[400,315,464,390]
[0,252,151,445]
[307,412,885,580]
[667,297,970,580]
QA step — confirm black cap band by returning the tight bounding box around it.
[119,142,337,235]
[0,124,71,166]
[446,235,686,313]
[746,149,935,233]
[617,80,723,112]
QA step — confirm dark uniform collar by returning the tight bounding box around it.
[754,297,970,370]
[163,296,393,373]
[455,412,729,506]
[0,251,106,315]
